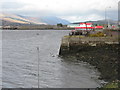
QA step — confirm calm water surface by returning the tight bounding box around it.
[2,30,102,88]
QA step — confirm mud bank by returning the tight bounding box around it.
[59,36,119,83]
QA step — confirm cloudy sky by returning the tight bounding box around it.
[1,0,119,22]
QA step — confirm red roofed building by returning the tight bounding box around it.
[75,23,94,30]
[75,23,104,30]
[95,26,104,29]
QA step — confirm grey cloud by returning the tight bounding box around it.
[1,2,26,9]
[10,9,118,21]
[59,9,118,20]
[1,2,118,21]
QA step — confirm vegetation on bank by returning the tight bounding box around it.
[102,81,119,88]
[89,32,105,37]
[64,32,105,38]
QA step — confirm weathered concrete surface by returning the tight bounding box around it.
[59,36,119,55]
[61,36,119,46]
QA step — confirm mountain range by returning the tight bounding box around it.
[72,20,118,25]
[0,13,118,26]
[0,13,70,26]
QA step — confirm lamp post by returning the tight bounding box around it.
[105,6,111,28]
[37,47,40,88]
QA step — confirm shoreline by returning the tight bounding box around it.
[59,35,120,88]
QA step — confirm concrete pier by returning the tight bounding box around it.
[59,36,119,55]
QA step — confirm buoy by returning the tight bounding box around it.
[36,33,39,35]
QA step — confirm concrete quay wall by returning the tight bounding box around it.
[59,36,119,55]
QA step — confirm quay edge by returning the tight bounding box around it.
[59,36,119,55]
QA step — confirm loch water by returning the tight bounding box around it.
[2,30,102,88]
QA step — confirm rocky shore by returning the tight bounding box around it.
[59,35,120,88]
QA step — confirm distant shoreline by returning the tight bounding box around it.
[1,29,73,31]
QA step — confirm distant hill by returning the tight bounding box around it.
[38,16,70,25]
[0,13,70,26]
[72,20,118,25]
[0,13,46,25]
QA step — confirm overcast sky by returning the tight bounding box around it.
[1,0,119,22]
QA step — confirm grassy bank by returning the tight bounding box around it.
[102,81,119,88]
